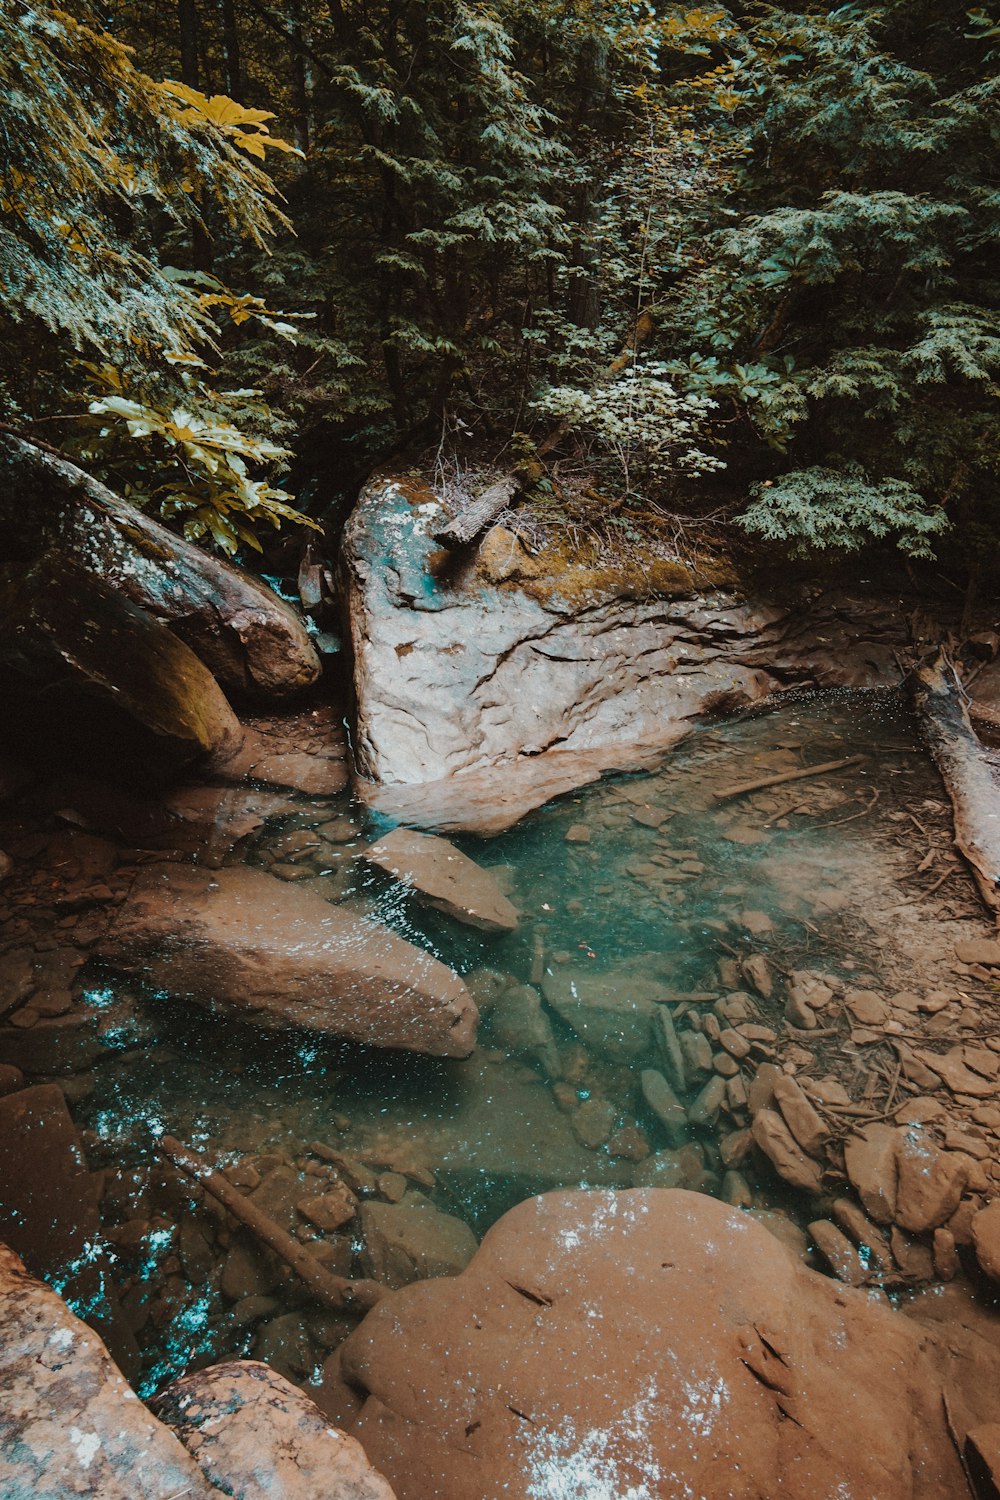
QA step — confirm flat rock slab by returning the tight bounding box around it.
[0,1244,217,1500]
[99,865,478,1058]
[152,1361,396,1500]
[359,1201,478,1290]
[340,1188,975,1500]
[362,828,518,932]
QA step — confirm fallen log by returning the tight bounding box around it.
[158,1135,386,1312]
[907,648,1000,919]
[432,473,522,549]
[713,755,866,802]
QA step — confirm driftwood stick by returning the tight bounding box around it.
[432,473,522,548]
[907,648,1000,919]
[159,1135,385,1313]
[713,755,866,802]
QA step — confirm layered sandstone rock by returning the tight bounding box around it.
[99,864,478,1057]
[361,828,518,932]
[340,1187,988,1500]
[343,475,911,830]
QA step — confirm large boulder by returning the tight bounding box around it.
[0,552,242,782]
[340,1188,985,1500]
[343,475,909,830]
[151,1361,396,1500]
[0,434,321,700]
[0,1244,397,1499]
[98,864,478,1057]
[0,1244,218,1500]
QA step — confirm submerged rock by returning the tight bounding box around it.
[98,864,478,1057]
[359,1200,478,1291]
[540,966,662,1059]
[151,1361,396,1500]
[0,434,321,700]
[361,827,518,932]
[339,1187,981,1499]
[0,553,243,783]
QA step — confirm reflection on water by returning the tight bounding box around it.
[72,688,951,1393]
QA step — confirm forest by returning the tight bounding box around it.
[5,0,999,570]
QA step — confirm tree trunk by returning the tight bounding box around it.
[220,0,242,97]
[178,0,200,87]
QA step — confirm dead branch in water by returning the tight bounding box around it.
[158,1135,385,1313]
[713,755,866,802]
[907,648,1000,921]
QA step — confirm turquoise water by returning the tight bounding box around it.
[74,688,938,1393]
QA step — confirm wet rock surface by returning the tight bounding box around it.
[0,553,243,782]
[340,1188,985,1500]
[0,434,321,700]
[0,1243,218,1500]
[99,864,478,1057]
[361,828,518,932]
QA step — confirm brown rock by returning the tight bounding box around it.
[631,1145,706,1191]
[933,1228,960,1281]
[844,988,889,1026]
[151,1361,396,1499]
[0,1084,137,1374]
[340,1188,973,1500]
[541,967,659,1061]
[571,1097,616,1148]
[297,1185,357,1233]
[362,828,518,932]
[955,940,1000,967]
[831,1198,893,1274]
[742,953,774,998]
[772,1075,832,1158]
[844,1124,899,1225]
[99,864,478,1058]
[747,1061,782,1118]
[359,1200,477,1291]
[751,1109,823,1193]
[809,1220,867,1285]
[895,1131,973,1233]
[688,1075,727,1128]
[0,434,320,700]
[971,1199,1000,1281]
[891,1227,935,1282]
[0,553,243,784]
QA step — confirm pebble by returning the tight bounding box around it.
[772,1075,831,1158]
[688,1076,726,1128]
[571,1097,616,1149]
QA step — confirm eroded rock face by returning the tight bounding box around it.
[361,828,518,932]
[98,864,478,1057]
[152,1361,397,1500]
[0,434,321,700]
[341,1188,978,1500]
[344,476,910,830]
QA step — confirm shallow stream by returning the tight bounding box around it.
[64,687,984,1397]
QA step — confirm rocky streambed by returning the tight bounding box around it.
[6,442,1000,1496]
